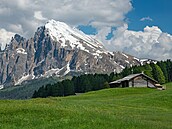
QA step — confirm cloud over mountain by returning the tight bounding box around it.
[0,0,171,60]
[0,0,132,36]
[0,0,132,51]
[104,24,172,60]
[0,29,15,49]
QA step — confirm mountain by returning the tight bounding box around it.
[0,19,154,88]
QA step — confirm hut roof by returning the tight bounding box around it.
[109,73,158,84]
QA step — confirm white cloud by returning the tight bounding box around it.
[8,24,23,34]
[140,16,153,22]
[0,0,132,51]
[0,0,132,39]
[34,11,47,21]
[0,29,15,49]
[0,0,171,60]
[104,25,172,60]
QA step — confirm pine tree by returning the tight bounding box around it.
[157,61,168,82]
[32,90,38,98]
[109,72,115,82]
[122,66,132,77]
[166,59,172,82]
[62,79,75,96]
[103,81,110,89]
[151,64,165,84]
[143,64,153,78]
[57,82,64,96]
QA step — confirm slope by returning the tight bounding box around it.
[0,83,172,129]
[0,19,143,87]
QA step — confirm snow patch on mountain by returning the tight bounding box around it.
[134,57,140,62]
[45,19,105,55]
[64,62,71,75]
[122,53,128,58]
[16,48,27,54]
[44,68,60,78]
[0,19,156,87]
[0,85,4,90]
[15,74,30,85]
[120,65,125,69]
[125,60,129,64]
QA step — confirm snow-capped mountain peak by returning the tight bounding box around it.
[0,19,154,88]
[45,19,105,54]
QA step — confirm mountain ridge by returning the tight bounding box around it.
[0,19,156,88]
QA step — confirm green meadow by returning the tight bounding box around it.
[0,83,172,129]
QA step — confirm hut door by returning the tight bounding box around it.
[122,81,129,87]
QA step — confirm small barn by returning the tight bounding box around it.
[109,73,158,88]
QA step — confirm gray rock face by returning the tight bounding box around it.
[0,20,148,87]
[0,34,35,87]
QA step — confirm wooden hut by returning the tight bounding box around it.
[109,73,158,88]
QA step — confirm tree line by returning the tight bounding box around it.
[32,60,172,98]
[122,60,172,84]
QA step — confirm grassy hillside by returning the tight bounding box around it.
[0,83,172,129]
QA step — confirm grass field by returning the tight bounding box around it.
[0,83,172,129]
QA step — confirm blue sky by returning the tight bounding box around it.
[79,0,172,36]
[127,0,172,34]
[78,25,97,35]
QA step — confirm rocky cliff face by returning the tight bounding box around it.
[0,20,150,88]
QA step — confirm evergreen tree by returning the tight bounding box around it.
[151,64,165,84]
[80,75,91,92]
[103,81,110,89]
[166,59,172,81]
[143,64,153,78]
[57,82,64,96]
[157,61,168,82]
[32,90,38,98]
[132,66,142,74]
[62,79,75,96]
[33,59,172,99]
[94,74,106,90]
[46,84,53,97]
[51,83,61,97]
[122,66,132,77]
[112,73,122,81]
[36,86,46,98]
[109,72,115,82]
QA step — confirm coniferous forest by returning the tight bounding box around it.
[32,60,172,98]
